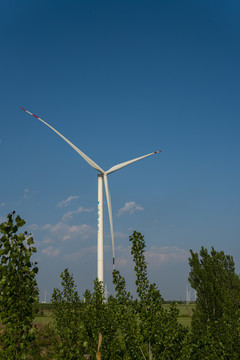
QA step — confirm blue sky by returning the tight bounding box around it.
[1,0,240,300]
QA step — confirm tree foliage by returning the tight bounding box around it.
[51,268,83,359]
[50,231,188,359]
[129,231,188,359]
[188,246,240,359]
[0,211,38,360]
[2,212,240,359]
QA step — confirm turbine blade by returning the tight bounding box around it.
[103,174,115,270]
[106,150,162,174]
[20,107,105,174]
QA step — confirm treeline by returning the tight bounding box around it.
[38,300,192,311]
[0,212,240,359]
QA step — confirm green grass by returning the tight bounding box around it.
[33,303,194,328]
[163,303,194,328]
[34,309,54,325]
[177,304,194,328]
[178,316,192,328]
[33,316,53,325]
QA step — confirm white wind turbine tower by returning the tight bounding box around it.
[21,107,161,283]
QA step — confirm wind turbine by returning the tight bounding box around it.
[20,107,161,283]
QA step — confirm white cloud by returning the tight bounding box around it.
[42,246,61,257]
[42,237,54,244]
[0,203,5,207]
[145,246,189,266]
[28,223,52,231]
[24,188,30,199]
[42,224,52,230]
[114,245,189,268]
[28,224,39,231]
[48,221,95,241]
[113,245,132,266]
[23,188,37,199]
[57,195,79,208]
[62,206,94,221]
[63,246,97,261]
[117,257,129,266]
[27,219,95,242]
[117,201,144,216]
[114,232,128,239]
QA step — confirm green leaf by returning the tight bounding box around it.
[15,215,26,228]
[1,256,7,264]
[27,237,34,245]
[0,222,10,234]
[0,212,38,358]
[18,233,25,242]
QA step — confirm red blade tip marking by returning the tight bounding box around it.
[113,258,115,265]
[32,114,39,118]
[154,150,162,154]
[20,107,26,111]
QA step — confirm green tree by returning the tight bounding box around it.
[112,269,140,359]
[129,231,188,359]
[0,211,38,360]
[51,231,189,359]
[82,279,124,359]
[188,246,240,359]
[51,268,84,359]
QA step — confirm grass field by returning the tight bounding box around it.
[178,316,191,327]
[34,309,54,326]
[166,303,194,328]
[33,316,53,325]
[34,303,194,328]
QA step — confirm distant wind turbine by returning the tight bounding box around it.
[20,107,161,283]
